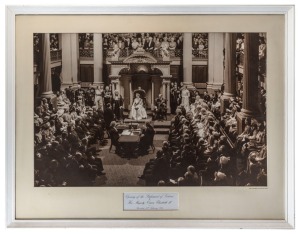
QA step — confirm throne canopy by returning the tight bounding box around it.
[123,51,158,64]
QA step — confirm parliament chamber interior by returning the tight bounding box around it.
[33,32,267,187]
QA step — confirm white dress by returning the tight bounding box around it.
[95,89,103,110]
[181,89,190,112]
[129,97,147,120]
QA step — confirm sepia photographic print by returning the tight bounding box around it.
[33,32,267,187]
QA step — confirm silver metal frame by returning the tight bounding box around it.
[5,5,295,228]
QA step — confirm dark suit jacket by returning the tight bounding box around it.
[108,127,119,145]
[104,108,114,127]
[144,41,155,51]
[141,127,155,147]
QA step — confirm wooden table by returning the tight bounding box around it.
[118,131,141,158]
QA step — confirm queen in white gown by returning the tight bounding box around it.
[129,93,147,120]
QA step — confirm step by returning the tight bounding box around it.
[154,128,170,134]
[123,118,152,124]
[153,121,171,128]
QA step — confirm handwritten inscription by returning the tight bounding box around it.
[124,193,178,211]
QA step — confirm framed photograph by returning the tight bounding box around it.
[6,5,295,228]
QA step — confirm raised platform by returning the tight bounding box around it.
[124,117,152,124]
[122,118,171,135]
[123,110,153,118]
[153,121,171,128]
[154,128,170,134]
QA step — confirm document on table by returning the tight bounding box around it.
[121,130,132,136]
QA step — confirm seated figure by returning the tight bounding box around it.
[129,92,147,120]
[153,94,167,120]
[133,87,146,107]
[139,122,155,155]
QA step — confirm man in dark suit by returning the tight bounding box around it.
[139,122,155,155]
[104,103,115,130]
[143,36,155,52]
[108,121,121,153]
[85,83,95,107]
[153,94,167,120]
[138,150,169,184]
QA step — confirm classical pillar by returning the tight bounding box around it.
[39,33,53,98]
[162,80,166,100]
[166,80,171,114]
[110,76,120,98]
[61,34,73,87]
[207,33,224,94]
[70,34,79,84]
[220,33,237,113]
[161,78,171,114]
[93,33,103,85]
[122,75,131,110]
[111,81,116,96]
[151,77,155,110]
[58,34,62,50]
[236,33,260,134]
[129,79,133,109]
[183,32,193,88]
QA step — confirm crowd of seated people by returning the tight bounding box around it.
[139,84,267,186]
[192,33,208,58]
[102,33,207,59]
[50,33,59,51]
[78,33,94,50]
[34,84,122,187]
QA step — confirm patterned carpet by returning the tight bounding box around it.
[94,136,166,186]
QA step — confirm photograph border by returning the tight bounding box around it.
[5,5,295,228]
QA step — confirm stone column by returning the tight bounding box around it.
[236,33,260,134]
[207,33,224,94]
[183,32,193,88]
[61,34,79,87]
[39,33,53,98]
[151,77,155,110]
[93,33,103,85]
[162,80,166,100]
[161,78,171,114]
[70,34,79,84]
[61,34,74,88]
[110,84,114,96]
[220,33,237,113]
[58,34,62,50]
[128,79,133,110]
[166,79,171,114]
[110,76,120,98]
[122,75,131,110]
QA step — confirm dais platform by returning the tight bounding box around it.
[123,117,152,124]
[122,118,171,135]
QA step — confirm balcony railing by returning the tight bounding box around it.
[104,48,185,61]
[50,50,62,62]
[192,49,208,59]
[79,48,94,58]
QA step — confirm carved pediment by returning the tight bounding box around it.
[123,51,157,64]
